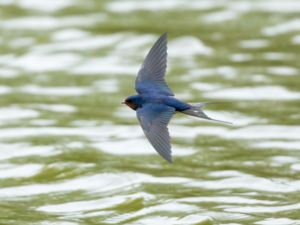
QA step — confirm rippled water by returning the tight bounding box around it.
[1,0,300,224]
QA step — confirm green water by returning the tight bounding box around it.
[1,0,300,224]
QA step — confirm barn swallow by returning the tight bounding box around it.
[123,33,230,163]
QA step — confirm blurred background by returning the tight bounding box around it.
[0,0,300,224]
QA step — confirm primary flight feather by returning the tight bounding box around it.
[123,33,230,163]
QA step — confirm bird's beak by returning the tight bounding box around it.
[121,101,125,104]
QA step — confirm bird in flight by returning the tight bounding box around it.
[123,33,230,163]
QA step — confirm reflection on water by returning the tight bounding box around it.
[0,0,300,224]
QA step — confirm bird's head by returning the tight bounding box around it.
[122,96,138,110]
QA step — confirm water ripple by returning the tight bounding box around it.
[0,0,299,224]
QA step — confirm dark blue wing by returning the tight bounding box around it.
[137,103,175,163]
[135,33,174,96]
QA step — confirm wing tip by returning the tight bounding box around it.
[166,157,173,163]
[156,32,168,44]
[161,32,168,38]
[162,153,173,163]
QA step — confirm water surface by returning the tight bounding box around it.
[0,0,300,224]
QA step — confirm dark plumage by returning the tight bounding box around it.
[123,33,230,163]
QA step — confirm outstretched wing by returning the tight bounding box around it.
[137,103,175,163]
[135,33,174,96]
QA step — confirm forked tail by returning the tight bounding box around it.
[182,102,232,124]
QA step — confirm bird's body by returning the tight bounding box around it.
[124,33,230,163]
[125,94,190,112]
